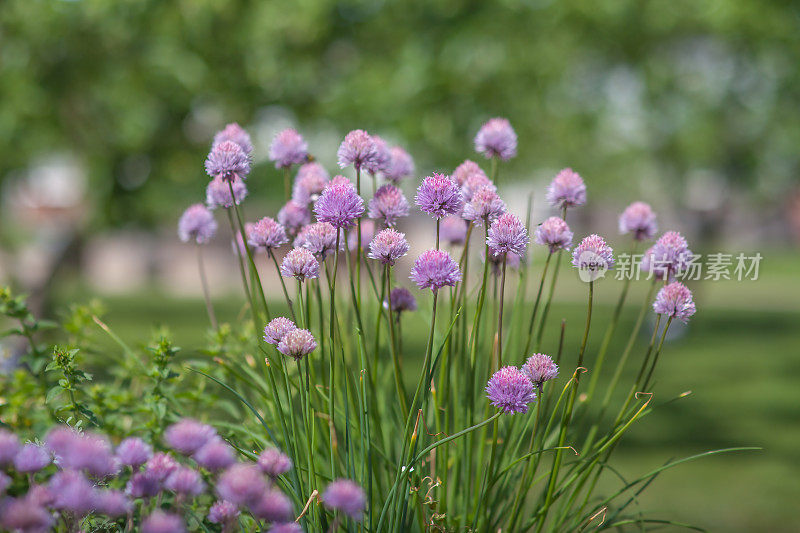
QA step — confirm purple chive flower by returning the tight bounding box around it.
[0,497,55,533]
[116,437,153,469]
[522,353,559,386]
[619,201,657,241]
[277,329,317,360]
[641,231,693,280]
[269,129,308,169]
[216,464,268,506]
[462,185,506,225]
[337,130,380,171]
[208,500,240,525]
[206,175,248,209]
[368,229,410,265]
[248,217,289,251]
[145,453,179,482]
[0,472,10,493]
[383,146,415,183]
[348,219,374,251]
[0,430,20,466]
[250,489,294,522]
[44,426,76,459]
[415,173,463,219]
[314,181,365,229]
[125,471,160,498]
[368,184,410,226]
[487,213,529,257]
[363,135,391,175]
[55,431,117,477]
[327,174,353,189]
[14,444,50,473]
[205,140,250,181]
[164,419,216,455]
[474,118,517,160]
[294,222,339,258]
[654,282,696,323]
[274,520,307,533]
[322,479,366,520]
[213,123,253,155]
[452,160,487,187]
[546,168,586,209]
[95,490,132,517]
[292,162,330,205]
[142,511,187,533]
[258,448,293,478]
[486,366,537,414]
[534,216,573,253]
[278,200,312,234]
[409,249,462,291]
[193,438,235,471]
[165,466,205,496]
[264,317,297,345]
[461,172,496,202]
[571,234,615,273]
[178,204,217,244]
[388,287,417,314]
[49,470,96,516]
[280,247,320,281]
[25,485,53,507]
[441,215,469,246]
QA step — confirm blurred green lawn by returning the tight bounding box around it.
[52,249,799,532]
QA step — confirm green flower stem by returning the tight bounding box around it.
[496,255,508,368]
[386,265,408,415]
[268,250,296,322]
[523,251,553,357]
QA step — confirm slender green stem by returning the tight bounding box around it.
[496,255,508,368]
[642,316,674,390]
[386,265,408,415]
[523,252,553,356]
[195,244,217,330]
[269,250,296,321]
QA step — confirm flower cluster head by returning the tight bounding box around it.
[250,488,293,522]
[264,317,297,345]
[364,135,391,174]
[368,228,410,265]
[277,328,317,360]
[248,217,288,251]
[206,175,248,209]
[49,469,96,516]
[461,172,496,202]
[487,213,528,257]
[178,204,217,244]
[619,201,657,241]
[441,215,468,245]
[45,427,116,477]
[534,216,573,253]
[522,353,559,386]
[486,366,536,414]
[258,448,293,478]
[415,173,463,219]
[193,438,235,471]
[452,160,486,187]
[292,162,329,205]
[388,287,417,314]
[205,140,251,181]
[641,231,693,280]
[208,500,240,525]
[410,249,462,292]
[546,168,586,209]
[216,463,267,507]
[116,437,153,469]
[0,430,20,466]
[463,185,506,225]
[14,443,50,473]
[474,118,517,160]
[653,282,696,323]
[314,181,365,229]
[269,128,308,169]
[213,123,253,155]
[142,511,186,533]
[337,130,381,172]
[571,234,615,282]
[368,184,410,226]
[383,146,415,182]
[278,200,311,234]
[280,247,320,281]
[164,419,216,455]
[294,222,339,258]
[165,466,205,496]
[322,478,366,520]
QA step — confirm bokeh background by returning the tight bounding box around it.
[1,0,798,530]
